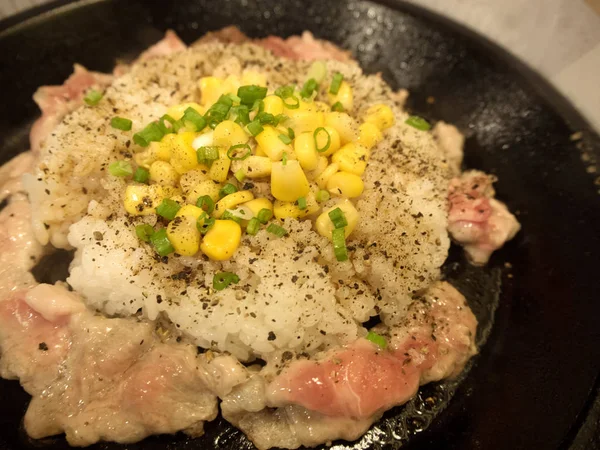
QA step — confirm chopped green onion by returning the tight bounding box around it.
[282,95,299,109]
[287,127,295,140]
[156,199,181,220]
[133,167,149,183]
[247,119,264,136]
[306,61,327,83]
[238,85,268,106]
[329,73,344,95]
[246,217,260,235]
[297,197,307,210]
[221,210,242,224]
[196,195,215,214]
[332,228,348,261]
[197,215,215,235]
[274,114,288,126]
[257,208,273,224]
[232,105,250,126]
[300,78,318,99]
[197,146,220,165]
[256,112,276,125]
[227,143,252,161]
[213,271,240,291]
[150,228,174,257]
[133,122,164,147]
[219,183,238,198]
[135,224,155,242]
[331,101,345,112]
[366,331,387,349]
[267,223,287,237]
[313,127,331,153]
[275,85,295,99]
[182,107,207,132]
[328,207,348,229]
[251,99,265,113]
[108,161,133,177]
[278,133,292,145]
[159,114,180,133]
[282,152,288,166]
[316,189,330,202]
[234,169,246,183]
[405,116,431,131]
[110,116,132,131]
[84,89,103,106]
[228,93,242,103]
[205,95,233,129]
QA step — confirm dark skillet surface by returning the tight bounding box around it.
[1,0,600,449]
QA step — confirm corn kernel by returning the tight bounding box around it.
[328,81,353,112]
[134,144,159,169]
[243,198,273,217]
[242,70,267,87]
[199,76,224,106]
[286,110,325,135]
[294,132,319,171]
[149,161,179,186]
[214,191,255,218]
[315,199,359,239]
[315,162,339,189]
[209,147,232,182]
[200,220,242,261]
[331,143,370,176]
[255,125,292,161]
[273,192,320,219]
[161,185,182,199]
[221,75,241,96]
[124,185,164,216]
[324,112,358,144]
[213,120,248,149]
[365,104,395,130]
[170,132,199,174]
[357,122,383,149]
[254,146,268,157]
[300,100,330,113]
[327,172,364,198]
[176,205,206,221]
[263,95,284,116]
[242,155,272,178]
[166,102,205,121]
[180,169,210,193]
[157,135,175,161]
[187,180,222,204]
[306,156,329,181]
[271,160,310,202]
[167,215,200,256]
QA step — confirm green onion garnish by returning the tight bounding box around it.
[251,99,265,113]
[306,61,327,83]
[316,189,330,202]
[331,101,345,112]
[366,331,387,349]
[313,127,331,153]
[228,93,242,104]
[274,85,300,110]
[110,116,132,131]
[219,183,238,198]
[282,152,288,166]
[205,95,234,129]
[332,228,348,261]
[133,122,164,147]
[328,207,348,229]
[197,215,215,235]
[246,217,260,235]
[288,127,295,140]
[182,107,207,132]
[156,199,181,220]
[133,167,149,183]
[150,228,174,257]
[84,89,103,106]
[274,114,288,126]
[405,116,431,131]
[256,112,276,125]
[300,78,318,99]
[221,210,242,224]
[247,119,264,137]
[238,85,268,106]
[257,208,273,224]
[197,146,220,165]
[234,169,246,183]
[135,224,154,242]
[297,197,307,210]
[227,143,252,161]
[213,272,240,291]
[282,95,299,109]
[108,161,133,177]
[278,134,292,145]
[329,73,344,95]
[232,105,250,126]
[267,223,287,237]
[196,195,215,214]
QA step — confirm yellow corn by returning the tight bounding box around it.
[170,132,199,174]
[180,169,209,193]
[365,104,395,130]
[299,100,330,113]
[315,199,360,239]
[199,76,223,106]
[327,81,353,112]
[213,120,248,149]
[166,102,205,121]
[327,172,364,198]
[213,191,254,218]
[324,112,359,144]
[316,126,341,156]
[331,143,370,176]
[161,185,182,199]
[315,162,339,189]
[243,197,273,217]
[306,156,329,181]
[357,122,383,149]
[124,185,164,216]
[167,215,200,256]
[242,70,267,87]
[242,155,272,178]
[255,125,291,161]
[208,147,232,182]
[149,161,179,186]
[156,135,174,161]
[271,160,310,202]
[176,204,206,221]
[262,95,284,116]
[286,110,325,135]
[294,132,319,170]
[273,192,320,219]
[200,220,242,261]
[170,194,186,205]
[221,75,241,96]
[186,180,222,204]
[134,144,159,169]
[254,146,268,157]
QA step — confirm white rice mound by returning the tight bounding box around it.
[26,42,453,363]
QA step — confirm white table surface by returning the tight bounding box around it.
[2,0,600,131]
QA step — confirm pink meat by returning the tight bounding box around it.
[448,171,521,265]
[267,282,477,419]
[258,31,351,61]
